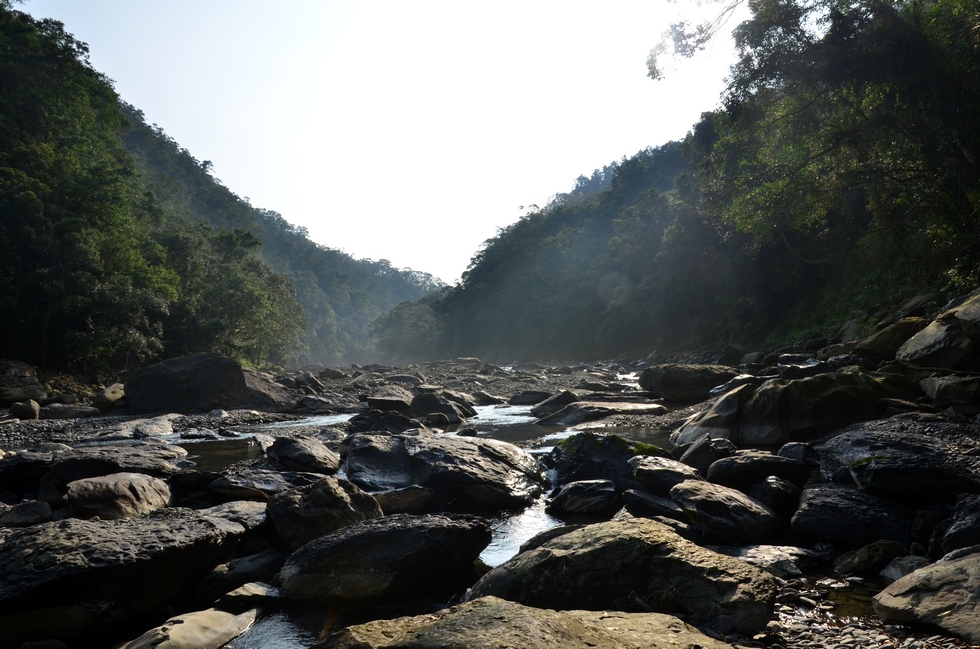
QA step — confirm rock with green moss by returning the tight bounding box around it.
[548,432,669,492]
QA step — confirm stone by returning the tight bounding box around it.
[277,513,491,604]
[0,500,53,527]
[0,509,245,647]
[748,476,802,519]
[0,359,46,405]
[508,390,552,405]
[677,433,737,477]
[266,435,340,474]
[620,489,687,521]
[126,353,294,413]
[117,608,257,649]
[530,390,582,417]
[372,485,437,514]
[266,477,383,551]
[195,549,287,603]
[896,293,980,369]
[66,472,171,520]
[628,455,702,497]
[317,596,733,649]
[345,433,545,509]
[209,469,321,502]
[706,450,810,492]
[467,517,778,635]
[669,479,784,544]
[39,404,101,419]
[833,540,908,575]
[941,494,980,553]
[791,484,916,550]
[671,384,756,445]
[873,550,980,644]
[347,409,427,435]
[708,544,819,578]
[409,392,467,424]
[92,383,126,412]
[9,399,39,420]
[879,556,933,584]
[638,364,740,402]
[546,480,622,519]
[853,317,928,360]
[920,375,980,407]
[536,401,666,426]
[548,431,669,492]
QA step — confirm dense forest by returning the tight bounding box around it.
[0,2,440,376]
[373,0,980,362]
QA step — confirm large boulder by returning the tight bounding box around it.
[66,472,172,520]
[670,384,756,446]
[466,518,778,635]
[669,479,784,544]
[126,353,294,413]
[548,432,669,492]
[705,450,810,493]
[0,509,245,647]
[266,435,340,474]
[873,550,980,644]
[546,480,622,519]
[638,364,739,402]
[817,423,980,503]
[0,359,46,406]
[791,484,916,550]
[735,367,921,446]
[345,433,546,509]
[277,513,491,604]
[627,456,702,497]
[266,477,383,551]
[317,596,733,649]
[853,317,928,361]
[117,608,257,649]
[536,401,666,426]
[896,291,980,369]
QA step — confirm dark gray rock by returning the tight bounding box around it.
[669,479,784,544]
[466,518,778,635]
[0,359,46,406]
[530,390,581,417]
[195,549,287,604]
[267,435,340,474]
[209,469,322,502]
[409,393,467,424]
[66,472,171,520]
[621,489,687,521]
[670,384,756,446]
[833,539,908,575]
[0,500,52,527]
[508,390,552,405]
[791,484,916,549]
[942,494,980,553]
[677,434,737,477]
[639,364,739,402]
[277,513,491,604]
[628,455,702,497]
[548,431,669,492]
[267,477,383,551]
[748,476,802,520]
[853,317,928,361]
[546,480,621,520]
[706,450,810,492]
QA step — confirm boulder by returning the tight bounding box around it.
[677,433,737,477]
[817,425,980,503]
[365,384,415,415]
[748,476,802,519]
[736,368,921,446]
[117,608,257,649]
[347,409,427,435]
[195,549,287,603]
[266,435,340,474]
[9,399,39,420]
[627,455,702,497]
[66,472,171,520]
[853,317,928,360]
[671,384,756,445]
[880,556,933,584]
[545,480,621,519]
[708,544,819,578]
[409,393,468,424]
[0,509,245,647]
[39,403,101,419]
[0,500,53,527]
[834,539,909,576]
[126,353,294,413]
[508,390,552,405]
[0,359,46,405]
[705,450,810,492]
[920,375,980,408]
[536,401,666,426]
[530,390,581,417]
[267,477,383,551]
[895,291,980,369]
[317,596,733,649]
[941,494,980,553]
[92,383,126,412]
[466,518,778,635]
[669,479,784,544]
[372,485,437,514]
[873,550,980,644]
[345,433,545,509]
[277,513,491,604]
[209,469,321,502]
[638,364,739,402]
[620,489,686,521]
[791,484,916,549]
[548,432,669,492]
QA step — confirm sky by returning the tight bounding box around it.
[23,0,743,284]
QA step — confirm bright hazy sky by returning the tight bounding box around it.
[23,0,742,284]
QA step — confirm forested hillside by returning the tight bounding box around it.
[0,3,439,376]
[373,0,980,362]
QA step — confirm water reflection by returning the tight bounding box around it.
[480,496,562,567]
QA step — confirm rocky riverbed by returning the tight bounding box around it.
[3,291,980,648]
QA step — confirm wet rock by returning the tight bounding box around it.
[873,549,980,644]
[546,479,621,519]
[671,384,756,445]
[708,544,819,578]
[621,489,687,521]
[117,608,257,649]
[346,409,427,435]
[748,475,802,519]
[278,513,491,604]
[316,596,733,649]
[536,401,666,426]
[677,433,737,476]
[628,455,702,496]
[66,472,171,520]
[372,485,437,514]
[669,479,784,544]
[0,509,245,647]
[209,469,322,502]
[267,477,383,551]
[834,539,909,575]
[9,399,39,420]
[473,390,506,405]
[267,435,340,474]
[791,484,916,549]
[530,390,581,417]
[920,374,980,408]
[409,393,468,424]
[638,364,739,402]
[778,357,828,380]
[346,433,545,509]
[509,390,552,405]
[548,431,668,492]
[467,517,778,635]
[195,549,287,604]
[941,493,980,553]
[879,555,933,584]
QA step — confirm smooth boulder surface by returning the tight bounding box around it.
[548,431,668,492]
[536,401,667,426]
[277,513,491,604]
[118,608,257,649]
[853,317,928,360]
[638,364,739,402]
[705,450,810,492]
[546,479,621,519]
[266,435,340,474]
[0,509,245,647]
[895,292,980,369]
[209,469,322,502]
[317,596,733,649]
[873,550,980,644]
[466,517,778,635]
[266,477,383,550]
[671,384,756,446]
[66,472,172,520]
[669,479,784,544]
[627,455,702,496]
[345,433,545,508]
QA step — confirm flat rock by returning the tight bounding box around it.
[874,550,980,644]
[117,607,257,649]
[466,517,778,635]
[316,596,733,649]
